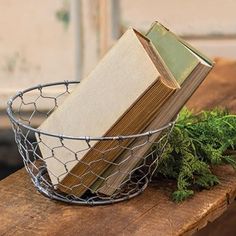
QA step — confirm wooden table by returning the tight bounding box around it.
[0,166,236,236]
[1,58,236,236]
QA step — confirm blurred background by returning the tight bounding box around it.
[0,1,235,234]
[0,0,235,105]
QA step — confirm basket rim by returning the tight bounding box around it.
[6,81,176,141]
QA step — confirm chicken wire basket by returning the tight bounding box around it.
[7,81,176,205]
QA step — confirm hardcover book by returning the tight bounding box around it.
[37,27,178,197]
[95,22,214,196]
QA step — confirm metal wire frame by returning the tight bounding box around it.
[7,81,176,205]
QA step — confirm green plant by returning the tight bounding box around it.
[56,0,70,28]
[153,108,236,202]
[3,52,19,73]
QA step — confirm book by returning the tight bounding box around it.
[37,27,178,197]
[94,22,214,196]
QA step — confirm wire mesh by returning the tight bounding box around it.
[7,81,176,205]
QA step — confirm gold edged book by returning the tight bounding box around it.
[37,27,178,197]
[93,22,214,196]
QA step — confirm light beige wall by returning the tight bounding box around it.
[121,0,236,36]
[0,0,119,109]
[1,0,235,109]
[121,0,236,59]
[0,0,75,94]
[0,0,77,109]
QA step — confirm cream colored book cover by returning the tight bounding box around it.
[37,28,176,195]
[96,22,214,196]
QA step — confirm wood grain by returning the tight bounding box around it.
[0,165,235,236]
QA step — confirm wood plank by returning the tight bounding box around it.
[0,165,235,236]
[187,57,236,112]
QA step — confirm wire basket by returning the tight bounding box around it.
[7,81,176,205]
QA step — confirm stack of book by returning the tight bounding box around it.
[37,22,214,197]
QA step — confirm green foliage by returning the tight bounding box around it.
[154,107,236,202]
[56,0,70,28]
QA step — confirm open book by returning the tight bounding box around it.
[37,27,178,197]
[93,22,214,196]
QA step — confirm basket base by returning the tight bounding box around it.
[34,168,149,206]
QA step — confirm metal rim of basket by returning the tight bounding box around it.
[6,81,177,205]
[7,81,176,141]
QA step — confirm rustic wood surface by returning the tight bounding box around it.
[0,166,236,236]
[187,57,236,112]
[0,58,236,236]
